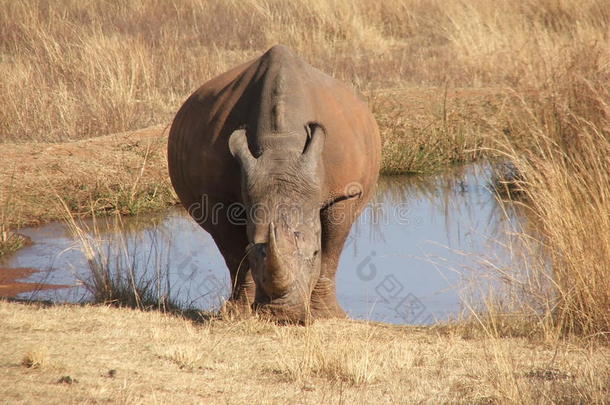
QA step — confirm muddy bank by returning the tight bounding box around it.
[0,267,71,298]
[0,125,176,229]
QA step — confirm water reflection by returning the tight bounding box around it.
[0,164,523,324]
[338,164,522,323]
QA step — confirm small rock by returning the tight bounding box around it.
[57,376,77,384]
[107,369,117,378]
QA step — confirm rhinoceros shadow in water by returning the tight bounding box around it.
[168,45,381,323]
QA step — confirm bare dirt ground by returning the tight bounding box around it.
[1,301,608,405]
[1,125,174,229]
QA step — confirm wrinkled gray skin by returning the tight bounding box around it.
[229,124,325,313]
[168,45,380,323]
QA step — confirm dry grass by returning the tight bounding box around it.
[272,323,392,385]
[1,301,608,404]
[0,174,30,256]
[21,346,49,369]
[460,39,609,339]
[486,54,610,337]
[2,0,606,144]
[1,0,606,225]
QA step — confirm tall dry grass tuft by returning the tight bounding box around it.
[21,346,49,369]
[61,202,178,311]
[486,42,610,338]
[0,175,29,256]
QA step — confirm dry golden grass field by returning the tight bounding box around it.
[1,301,609,404]
[0,0,608,403]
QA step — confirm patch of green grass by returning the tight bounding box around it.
[0,231,29,257]
[63,182,177,218]
[372,90,492,175]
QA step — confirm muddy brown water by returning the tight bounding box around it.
[0,164,522,324]
[0,267,70,298]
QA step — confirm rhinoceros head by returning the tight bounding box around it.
[229,124,325,322]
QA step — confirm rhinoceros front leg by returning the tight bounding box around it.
[310,197,364,319]
[222,243,256,315]
[310,253,346,319]
[188,194,255,315]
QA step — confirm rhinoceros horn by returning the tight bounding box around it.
[266,221,293,293]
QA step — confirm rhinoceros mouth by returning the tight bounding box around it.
[252,301,311,325]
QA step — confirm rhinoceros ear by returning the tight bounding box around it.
[229,128,256,173]
[301,123,325,176]
[302,122,325,158]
